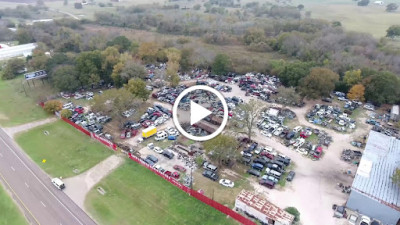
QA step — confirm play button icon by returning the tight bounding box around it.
[172,85,228,141]
[190,101,212,125]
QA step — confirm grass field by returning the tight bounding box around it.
[0,184,27,225]
[0,77,50,127]
[85,159,238,225]
[16,120,113,178]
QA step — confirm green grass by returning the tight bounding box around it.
[0,77,50,127]
[85,159,237,225]
[0,184,27,225]
[16,120,113,178]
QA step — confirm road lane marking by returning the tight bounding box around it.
[40,201,46,208]
[0,132,85,225]
[25,182,29,188]
[10,166,15,171]
[0,172,40,225]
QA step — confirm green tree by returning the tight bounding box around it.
[111,62,124,88]
[53,27,81,52]
[166,48,181,87]
[125,78,150,101]
[44,100,62,114]
[60,109,72,118]
[270,60,314,87]
[386,3,399,12]
[138,42,159,63]
[297,4,304,10]
[75,50,103,86]
[285,207,300,222]
[120,61,147,83]
[299,67,339,99]
[343,69,362,86]
[101,46,120,81]
[243,28,266,45]
[179,48,193,72]
[92,88,139,125]
[392,168,400,187]
[2,58,25,80]
[363,71,400,104]
[232,99,264,141]
[16,28,34,44]
[386,25,400,37]
[203,134,239,167]
[51,65,80,91]
[212,53,232,75]
[29,49,49,71]
[107,36,132,53]
[193,4,201,10]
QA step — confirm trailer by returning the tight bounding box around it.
[142,126,157,138]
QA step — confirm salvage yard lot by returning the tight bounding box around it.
[16,120,112,178]
[0,185,27,225]
[0,77,49,127]
[85,159,237,225]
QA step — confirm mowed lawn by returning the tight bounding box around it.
[85,159,238,225]
[16,120,113,178]
[0,185,27,225]
[0,77,49,127]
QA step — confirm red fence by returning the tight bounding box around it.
[128,153,256,225]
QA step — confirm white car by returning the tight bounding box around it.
[359,216,371,225]
[219,179,234,188]
[338,97,347,101]
[293,126,302,133]
[147,143,154,150]
[273,127,283,136]
[51,178,65,190]
[296,148,308,156]
[153,147,163,154]
[261,130,272,137]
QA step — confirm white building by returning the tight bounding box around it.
[235,190,295,225]
[0,43,37,60]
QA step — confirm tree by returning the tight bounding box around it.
[121,61,147,81]
[299,68,339,99]
[101,46,120,81]
[106,36,132,53]
[63,0,68,5]
[347,84,365,101]
[111,62,124,87]
[179,48,193,72]
[193,4,201,10]
[285,207,300,222]
[16,28,34,44]
[364,71,400,105]
[392,168,400,187]
[75,50,103,86]
[51,65,80,91]
[138,42,159,63]
[29,49,49,71]
[212,53,232,75]
[270,60,314,87]
[386,3,399,12]
[74,3,82,9]
[2,58,25,80]
[232,99,264,141]
[44,100,62,114]
[203,134,239,167]
[357,0,370,6]
[276,87,301,106]
[343,69,362,86]
[60,109,72,118]
[386,25,400,38]
[125,78,150,101]
[297,4,304,10]
[92,88,139,125]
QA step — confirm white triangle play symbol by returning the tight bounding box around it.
[190,101,212,125]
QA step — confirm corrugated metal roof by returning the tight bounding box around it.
[236,190,295,224]
[352,131,400,210]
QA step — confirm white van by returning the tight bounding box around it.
[51,178,65,190]
[155,131,167,141]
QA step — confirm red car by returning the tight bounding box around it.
[173,165,186,172]
[120,131,126,139]
[141,120,153,128]
[313,147,323,159]
[172,172,180,179]
[300,131,309,138]
[164,171,172,176]
[260,151,275,160]
[74,107,84,114]
[153,111,162,117]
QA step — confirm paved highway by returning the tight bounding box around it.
[0,127,97,225]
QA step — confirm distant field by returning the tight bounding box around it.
[0,77,49,127]
[85,159,237,225]
[291,0,400,38]
[0,184,27,225]
[16,120,113,178]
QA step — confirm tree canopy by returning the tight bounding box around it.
[232,99,264,141]
[386,3,399,12]
[51,65,80,91]
[125,78,150,101]
[212,53,232,75]
[299,68,339,99]
[203,134,239,167]
[347,84,365,101]
[343,69,362,87]
[1,58,25,80]
[363,71,400,105]
[44,100,62,114]
[386,25,400,37]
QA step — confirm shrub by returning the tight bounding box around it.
[285,207,300,222]
[60,109,72,118]
[44,100,62,114]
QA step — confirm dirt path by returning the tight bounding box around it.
[63,155,124,209]
[3,117,58,137]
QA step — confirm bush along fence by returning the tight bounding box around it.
[40,103,255,225]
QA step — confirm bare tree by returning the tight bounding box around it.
[232,99,264,141]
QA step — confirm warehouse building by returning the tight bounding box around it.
[346,130,400,225]
[235,190,294,225]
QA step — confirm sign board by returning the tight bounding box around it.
[24,70,47,80]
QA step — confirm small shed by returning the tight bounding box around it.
[390,105,399,121]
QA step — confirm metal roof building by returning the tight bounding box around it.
[235,190,294,225]
[346,130,400,225]
[0,43,36,60]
